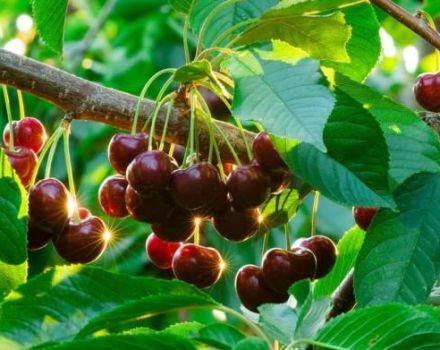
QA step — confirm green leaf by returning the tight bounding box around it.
[424,0,440,18]
[313,226,365,298]
[0,151,28,294]
[169,0,193,14]
[276,90,395,208]
[174,60,213,83]
[32,0,68,54]
[233,338,270,350]
[315,304,440,349]
[294,296,332,340]
[335,74,440,189]
[272,0,367,15]
[261,189,299,228]
[197,324,245,350]
[289,280,311,308]
[258,304,297,344]
[225,52,334,151]
[0,266,217,349]
[355,173,440,307]
[238,12,351,63]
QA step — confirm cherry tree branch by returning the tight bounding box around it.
[0,49,254,163]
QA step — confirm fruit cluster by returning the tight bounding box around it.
[236,235,337,312]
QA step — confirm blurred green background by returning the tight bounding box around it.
[0,0,438,315]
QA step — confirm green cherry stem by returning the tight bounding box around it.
[63,124,80,223]
[213,122,241,165]
[2,85,14,150]
[159,100,174,151]
[261,230,270,258]
[284,224,292,250]
[45,128,63,179]
[17,90,25,120]
[311,191,320,236]
[147,94,174,151]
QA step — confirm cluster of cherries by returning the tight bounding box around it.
[2,117,109,263]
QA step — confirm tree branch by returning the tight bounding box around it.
[371,0,440,51]
[0,49,254,163]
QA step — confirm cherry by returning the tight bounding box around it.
[29,178,70,232]
[269,168,291,194]
[235,265,289,313]
[261,248,316,294]
[200,87,230,119]
[78,207,91,220]
[353,207,378,231]
[99,175,129,218]
[126,150,177,194]
[5,147,37,187]
[163,143,185,165]
[213,203,259,242]
[108,133,152,175]
[252,132,287,171]
[3,117,47,154]
[414,73,440,112]
[151,208,195,242]
[125,185,174,223]
[27,220,52,251]
[170,162,227,215]
[227,163,271,208]
[146,233,182,269]
[172,244,224,288]
[295,236,337,279]
[53,216,108,264]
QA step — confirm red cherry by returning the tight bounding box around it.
[146,233,182,269]
[163,143,185,165]
[5,147,37,187]
[78,207,91,220]
[235,265,288,313]
[126,150,177,194]
[53,216,108,264]
[99,175,129,218]
[27,220,53,251]
[172,244,224,288]
[108,133,151,175]
[151,208,195,242]
[414,73,440,112]
[3,117,47,154]
[252,132,287,171]
[353,207,378,231]
[261,248,316,294]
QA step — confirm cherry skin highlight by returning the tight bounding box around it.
[146,233,182,270]
[3,117,47,154]
[414,73,440,112]
[172,244,224,288]
[108,133,151,174]
[99,175,129,218]
[353,207,378,231]
[5,147,37,187]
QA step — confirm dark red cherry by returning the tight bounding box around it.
[252,132,287,171]
[262,248,316,294]
[5,147,37,187]
[29,178,70,232]
[27,220,53,251]
[213,203,259,242]
[295,236,337,279]
[414,73,440,112]
[353,207,378,231]
[227,163,271,208]
[99,175,129,218]
[146,233,182,269]
[4,117,47,154]
[170,162,227,214]
[163,143,185,165]
[172,244,224,288]
[126,150,177,194]
[53,216,108,264]
[78,207,91,220]
[235,265,289,313]
[125,185,174,223]
[151,208,195,242]
[269,168,291,194]
[108,133,152,174]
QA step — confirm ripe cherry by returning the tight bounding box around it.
[3,117,47,154]
[127,150,177,194]
[414,73,440,112]
[151,209,195,242]
[262,248,316,294]
[227,163,271,208]
[99,175,129,218]
[353,207,378,231]
[172,244,224,288]
[235,265,289,313]
[54,216,108,264]
[5,147,37,187]
[213,203,259,242]
[269,168,291,194]
[252,132,287,171]
[146,233,182,269]
[29,178,70,232]
[170,162,227,215]
[125,185,174,223]
[27,220,53,251]
[295,236,337,279]
[78,207,91,220]
[108,133,151,174]
[163,143,185,165]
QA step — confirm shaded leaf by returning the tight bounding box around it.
[261,189,299,229]
[258,303,297,344]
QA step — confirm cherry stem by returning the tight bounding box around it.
[132,68,176,135]
[16,90,25,120]
[148,94,174,151]
[284,224,291,250]
[2,85,14,150]
[196,47,235,61]
[159,100,174,151]
[417,11,440,71]
[45,128,63,179]
[261,230,270,257]
[311,191,320,236]
[213,122,242,165]
[168,143,176,158]
[193,223,200,246]
[188,89,197,166]
[63,123,80,223]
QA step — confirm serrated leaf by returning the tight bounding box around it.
[294,296,332,340]
[238,12,351,63]
[174,60,213,83]
[32,0,68,54]
[315,304,440,349]
[169,0,193,14]
[261,189,299,228]
[258,304,297,344]
[272,0,367,15]
[355,172,440,307]
[197,324,245,350]
[225,52,334,151]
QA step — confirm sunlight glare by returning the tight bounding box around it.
[16,14,33,33]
